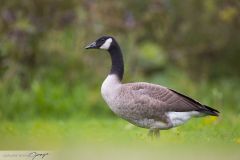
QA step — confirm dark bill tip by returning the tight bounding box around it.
[85,41,97,49]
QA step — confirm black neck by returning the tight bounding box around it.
[108,44,124,81]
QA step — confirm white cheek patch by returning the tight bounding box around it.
[100,38,112,50]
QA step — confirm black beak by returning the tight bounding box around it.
[85,41,97,49]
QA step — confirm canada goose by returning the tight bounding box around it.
[85,36,219,137]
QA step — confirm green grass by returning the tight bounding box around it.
[0,67,239,150]
[0,111,239,150]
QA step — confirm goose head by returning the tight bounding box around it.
[85,36,115,50]
[85,36,124,80]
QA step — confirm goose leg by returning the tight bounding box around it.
[148,129,154,137]
[148,128,160,138]
[154,129,160,137]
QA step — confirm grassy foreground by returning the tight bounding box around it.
[0,110,239,150]
[0,72,239,152]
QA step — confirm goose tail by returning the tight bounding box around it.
[200,105,220,116]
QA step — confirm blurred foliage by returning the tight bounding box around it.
[0,0,78,86]
[0,0,240,120]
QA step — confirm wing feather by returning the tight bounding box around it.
[123,82,206,112]
[119,82,219,122]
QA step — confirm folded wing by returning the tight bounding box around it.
[122,82,219,117]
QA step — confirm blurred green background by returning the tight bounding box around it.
[0,0,240,149]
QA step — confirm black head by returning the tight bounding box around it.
[85,36,115,50]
